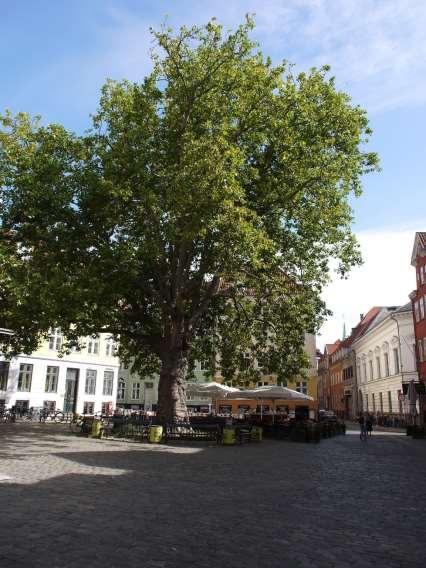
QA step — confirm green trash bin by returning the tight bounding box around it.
[91,419,103,439]
[222,427,236,445]
[149,425,163,443]
[250,426,263,442]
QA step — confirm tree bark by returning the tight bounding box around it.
[156,347,189,423]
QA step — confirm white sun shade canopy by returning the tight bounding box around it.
[226,385,313,400]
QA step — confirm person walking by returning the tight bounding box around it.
[358,414,367,441]
[366,415,373,437]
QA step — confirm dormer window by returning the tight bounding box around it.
[48,328,62,351]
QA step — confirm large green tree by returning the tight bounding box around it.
[0,19,378,420]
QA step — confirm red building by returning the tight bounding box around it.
[410,232,426,422]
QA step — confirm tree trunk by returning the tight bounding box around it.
[156,348,189,423]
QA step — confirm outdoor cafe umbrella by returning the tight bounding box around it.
[226,385,313,421]
[185,381,240,412]
[196,382,240,394]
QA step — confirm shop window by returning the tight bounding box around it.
[43,400,56,412]
[83,401,94,414]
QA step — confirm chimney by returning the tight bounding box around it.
[360,313,364,321]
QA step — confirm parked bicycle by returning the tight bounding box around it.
[39,409,65,423]
[0,408,15,423]
[69,414,94,435]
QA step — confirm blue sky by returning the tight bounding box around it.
[2,0,425,344]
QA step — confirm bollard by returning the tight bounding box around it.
[222,427,236,445]
[91,419,103,439]
[148,425,163,443]
[250,426,263,442]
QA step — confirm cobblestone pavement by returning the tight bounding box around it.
[1,423,425,568]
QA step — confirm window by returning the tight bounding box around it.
[393,348,400,374]
[43,400,56,412]
[366,393,369,411]
[372,393,376,412]
[18,364,33,391]
[103,371,114,395]
[240,353,251,371]
[101,402,112,415]
[376,357,381,379]
[388,391,392,413]
[383,353,389,377]
[83,401,94,414]
[132,382,140,399]
[199,359,210,372]
[424,338,426,363]
[15,400,29,412]
[85,370,97,394]
[87,335,100,354]
[257,381,269,387]
[48,328,62,351]
[379,392,383,413]
[398,390,403,414]
[145,382,154,389]
[0,362,10,390]
[362,363,367,382]
[418,340,424,363]
[45,366,59,393]
[117,379,125,400]
[105,338,115,357]
[414,301,420,322]
[420,297,425,320]
[369,360,373,380]
[296,381,308,394]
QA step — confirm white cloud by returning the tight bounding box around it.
[24,0,425,124]
[317,222,426,350]
[95,0,426,113]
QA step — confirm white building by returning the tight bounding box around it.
[353,304,418,416]
[0,329,119,414]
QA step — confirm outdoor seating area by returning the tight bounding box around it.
[66,409,347,446]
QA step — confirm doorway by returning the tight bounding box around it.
[64,368,79,412]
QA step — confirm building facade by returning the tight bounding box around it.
[217,334,318,400]
[116,360,211,411]
[0,330,119,414]
[410,232,426,422]
[117,334,318,410]
[341,307,383,419]
[353,304,418,419]
[329,340,344,418]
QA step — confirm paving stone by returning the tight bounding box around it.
[0,423,425,567]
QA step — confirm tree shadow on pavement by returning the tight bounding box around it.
[1,430,426,568]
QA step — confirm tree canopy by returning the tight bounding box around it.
[0,18,378,419]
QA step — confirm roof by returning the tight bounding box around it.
[325,340,340,356]
[354,304,413,339]
[411,232,426,266]
[345,307,382,346]
[393,302,412,314]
